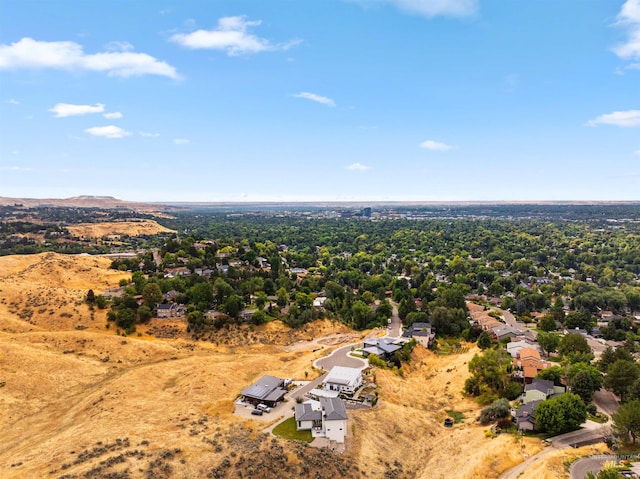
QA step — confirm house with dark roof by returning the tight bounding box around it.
[513,400,542,431]
[522,379,565,404]
[403,322,436,348]
[490,324,520,341]
[240,375,288,407]
[295,397,348,443]
[155,303,185,318]
[362,338,402,359]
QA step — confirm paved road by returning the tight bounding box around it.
[593,389,619,416]
[498,445,557,479]
[499,307,537,339]
[314,344,368,371]
[587,338,608,357]
[288,373,327,401]
[571,455,616,479]
[388,301,402,338]
[550,421,610,448]
[498,422,610,479]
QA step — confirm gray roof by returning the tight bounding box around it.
[241,375,286,401]
[411,322,432,331]
[492,324,519,337]
[525,379,554,394]
[295,403,322,422]
[320,397,348,421]
[515,400,541,420]
[364,338,402,354]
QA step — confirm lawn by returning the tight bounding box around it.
[272,417,314,443]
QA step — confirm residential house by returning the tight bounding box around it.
[163,266,191,278]
[322,366,363,395]
[155,303,185,318]
[506,339,540,358]
[313,297,328,309]
[565,327,589,338]
[490,324,520,341]
[403,322,436,348]
[295,397,348,443]
[522,379,565,405]
[362,338,402,360]
[512,348,552,383]
[513,400,542,431]
[240,375,288,407]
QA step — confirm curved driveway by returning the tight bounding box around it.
[571,455,616,479]
[314,343,367,371]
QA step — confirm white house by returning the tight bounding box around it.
[295,397,348,443]
[322,366,363,395]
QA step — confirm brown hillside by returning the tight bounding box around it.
[67,220,175,238]
[0,252,577,479]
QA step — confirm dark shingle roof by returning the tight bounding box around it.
[295,403,322,422]
[241,375,286,401]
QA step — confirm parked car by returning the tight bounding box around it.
[251,409,263,416]
[257,404,271,413]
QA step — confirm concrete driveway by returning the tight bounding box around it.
[314,344,368,371]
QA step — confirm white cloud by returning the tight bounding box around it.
[613,0,640,61]
[292,92,336,107]
[85,125,132,139]
[140,131,160,137]
[0,37,179,79]
[587,110,640,127]
[635,149,640,156]
[350,0,477,18]
[419,139,456,151]
[173,138,190,144]
[103,112,122,119]
[169,15,301,55]
[49,102,104,117]
[104,41,134,52]
[347,162,370,170]
[6,98,20,105]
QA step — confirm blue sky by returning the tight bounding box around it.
[1,0,639,202]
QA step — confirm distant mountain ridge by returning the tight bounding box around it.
[0,195,169,211]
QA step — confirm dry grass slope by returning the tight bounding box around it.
[0,252,601,479]
[67,220,175,238]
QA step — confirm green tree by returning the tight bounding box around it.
[558,333,591,357]
[538,315,557,332]
[536,366,564,386]
[137,304,152,323]
[477,331,493,350]
[605,360,640,401]
[567,362,603,391]
[534,393,586,435]
[352,300,372,330]
[86,289,96,303]
[612,400,640,445]
[116,307,136,330]
[537,331,560,357]
[223,294,244,318]
[276,287,289,307]
[250,309,267,325]
[131,271,146,293]
[477,398,511,425]
[142,282,163,306]
[570,370,597,404]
